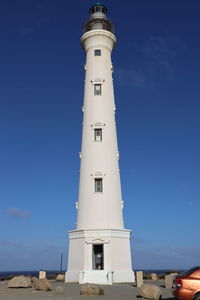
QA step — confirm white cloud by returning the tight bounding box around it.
[5,207,31,219]
[116,36,186,88]
[0,241,24,248]
[115,68,148,88]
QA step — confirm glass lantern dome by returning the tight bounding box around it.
[89,2,108,16]
[83,3,114,34]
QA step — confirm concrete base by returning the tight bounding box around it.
[65,269,135,284]
[113,270,135,283]
[65,271,79,283]
[65,229,135,284]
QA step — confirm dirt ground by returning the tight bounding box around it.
[0,280,175,300]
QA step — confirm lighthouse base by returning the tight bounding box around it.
[65,229,135,284]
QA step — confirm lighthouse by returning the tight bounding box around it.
[65,3,135,284]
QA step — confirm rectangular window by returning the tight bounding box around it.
[95,178,103,193]
[94,49,101,56]
[94,128,102,142]
[94,84,102,95]
[96,7,101,12]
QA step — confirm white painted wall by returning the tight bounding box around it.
[65,229,135,283]
[77,30,124,230]
[67,233,85,271]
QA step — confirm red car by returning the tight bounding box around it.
[172,267,200,300]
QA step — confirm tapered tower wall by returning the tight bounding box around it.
[65,4,135,284]
[77,30,124,230]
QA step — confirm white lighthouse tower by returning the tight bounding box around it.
[65,2,135,285]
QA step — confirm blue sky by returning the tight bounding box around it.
[0,0,200,271]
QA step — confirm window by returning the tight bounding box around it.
[94,84,101,95]
[96,6,101,12]
[94,49,101,56]
[94,128,102,142]
[95,178,103,193]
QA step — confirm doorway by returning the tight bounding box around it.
[92,244,104,270]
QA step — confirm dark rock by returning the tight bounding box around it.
[8,276,31,288]
[56,274,65,281]
[165,273,178,288]
[31,277,39,289]
[138,284,162,300]
[151,273,157,281]
[35,278,52,291]
[80,284,104,296]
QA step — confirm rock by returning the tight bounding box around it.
[8,275,31,288]
[55,286,64,294]
[56,274,65,281]
[165,273,178,288]
[151,273,157,281]
[139,284,162,300]
[80,284,104,296]
[31,277,39,289]
[136,271,143,288]
[35,278,52,291]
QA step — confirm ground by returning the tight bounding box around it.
[0,280,175,300]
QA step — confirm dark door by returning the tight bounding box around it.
[92,244,104,270]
